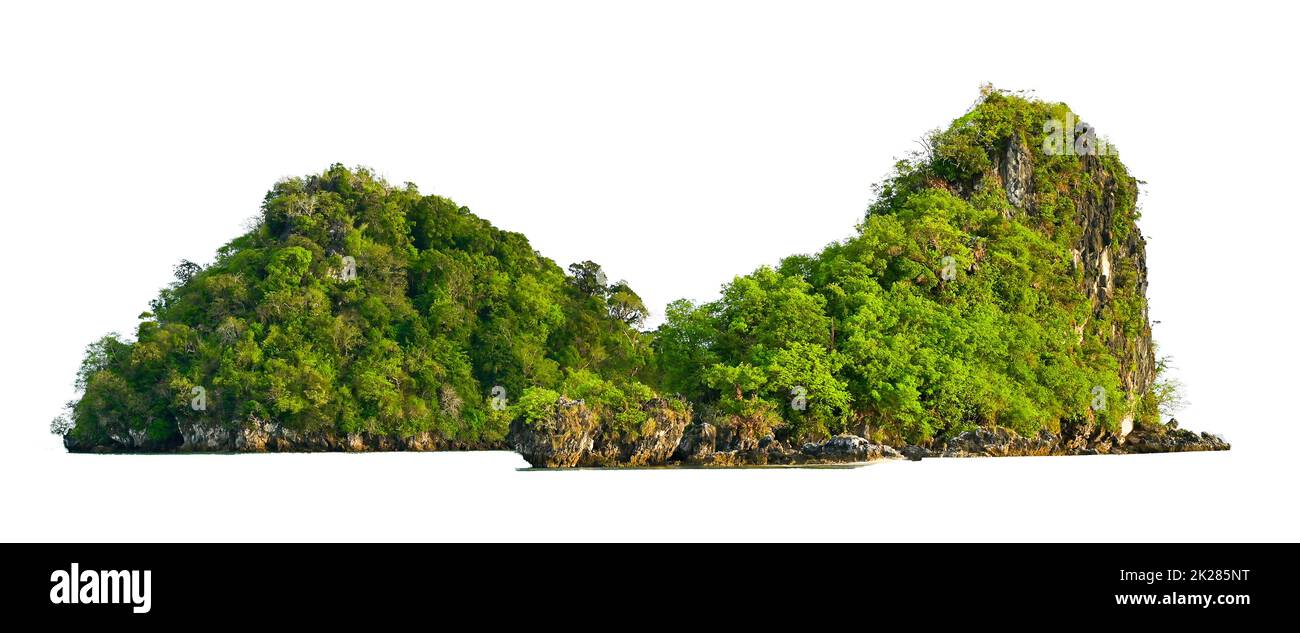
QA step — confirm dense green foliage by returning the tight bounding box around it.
[63,90,1168,450]
[654,90,1152,444]
[65,165,655,447]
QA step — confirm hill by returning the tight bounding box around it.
[58,89,1226,464]
[60,165,658,453]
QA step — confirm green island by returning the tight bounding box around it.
[55,88,1228,466]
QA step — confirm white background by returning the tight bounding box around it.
[1,1,1296,541]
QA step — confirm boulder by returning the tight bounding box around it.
[178,419,234,452]
[510,397,598,468]
[235,420,274,452]
[674,422,716,463]
[941,427,1057,457]
[623,398,691,466]
[401,431,441,452]
[801,434,901,463]
[583,398,692,467]
[1119,422,1230,454]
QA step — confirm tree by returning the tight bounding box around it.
[173,259,202,284]
[606,281,648,326]
[567,260,607,297]
[703,363,766,401]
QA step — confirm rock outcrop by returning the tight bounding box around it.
[1075,156,1156,397]
[994,136,1034,211]
[803,435,902,462]
[508,401,907,467]
[583,398,692,467]
[673,422,717,463]
[510,397,599,468]
[940,427,1058,457]
[1119,419,1230,454]
[682,434,902,467]
[988,123,1156,404]
[61,417,505,454]
[929,420,1228,458]
[68,413,1226,465]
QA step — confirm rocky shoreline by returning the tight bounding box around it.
[64,396,1228,468]
[506,398,1226,467]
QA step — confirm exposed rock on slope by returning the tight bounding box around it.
[515,404,906,468]
[510,398,598,468]
[1119,419,1231,454]
[584,398,692,467]
[988,114,1155,411]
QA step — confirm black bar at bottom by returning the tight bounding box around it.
[3,543,1288,625]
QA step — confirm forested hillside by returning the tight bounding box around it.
[59,89,1202,462]
[655,88,1167,447]
[60,165,657,451]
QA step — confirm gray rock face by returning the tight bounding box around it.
[584,398,692,467]
[102,427,175,451]
[510,397,598,468]
[169,418,469,454]
[941,427,1058,457]
[896,419,1231,459]
[748,437,802,465]
[1058,417,1114,455]
[584,436,623,466]
[622,398,692,466]
[236,421,275,451]
[996,137,1033,211]
[674,422,717,463]
[267,427,339,452]
[178,419,235,452]
[1074,156,1155,396]
[714,416,770,453]
[800,434,902,463]
[988,141,1155,401]
[401,431,442,451]
[679,433,901,467]
[70,413,1229,464]
[1119,420,1230,454]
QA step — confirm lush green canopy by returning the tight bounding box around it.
[65,165,654,447]
[63,90,1170,450]
[653,90,1159,444]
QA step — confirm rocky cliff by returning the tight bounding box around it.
[956,91,1160,438]
[995,139,1156,398]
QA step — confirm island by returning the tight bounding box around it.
[54,87,1228,467]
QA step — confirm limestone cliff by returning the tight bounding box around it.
[994,140,1155,398]
[953,92,1159,434]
